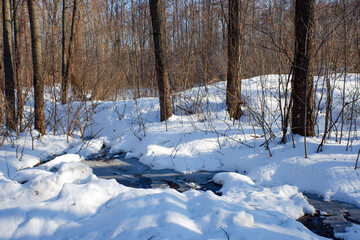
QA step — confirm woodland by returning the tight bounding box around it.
[1,0,359,139]
[0,1,360,239]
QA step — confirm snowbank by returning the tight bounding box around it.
[1,74,359,239]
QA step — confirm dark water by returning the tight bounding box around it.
[84,153,222,193]
[299,193,360,239]
[83,152,360,239]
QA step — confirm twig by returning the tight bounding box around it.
[130,127,143,141]
[105,193,116,208]
[355,148,360,170]
[219,226,230,240]
[317,100,355,153]
[76,128,103,154]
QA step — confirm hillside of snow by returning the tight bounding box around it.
[0,74,359,239]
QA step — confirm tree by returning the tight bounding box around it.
[13,0,23,131]
[61,0,78,105]
[28,0,46,135]
[0,1,2,94]
[61,0,66,104]
[291,0,315,137]
[149,0,172,122]
[226,0,243,120]
[2,0,16,131]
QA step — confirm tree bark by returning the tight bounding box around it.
[291,0,315,137]
[226,0,243,120]
[61,0,78,104]
[13,0,23,131]
[0,1,3,93]
[149,0,172,122]
[2,0,16,131]
[28,0,46,135]
[61,0,66,104]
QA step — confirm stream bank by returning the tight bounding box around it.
[83,152,360,239]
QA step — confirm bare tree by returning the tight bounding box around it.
[0,0,357,139]
[61,0,78,104]
[226,0,243,120]
[13,0,24,131]
[28,0,46,135]
[149,0,172,121]
[291,0,315,137]
[2,0,16,131]
[0,1,2,94]
[60,0,67,104]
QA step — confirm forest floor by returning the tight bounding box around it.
[1,74,360,239]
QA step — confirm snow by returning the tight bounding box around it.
[336,225,360,240]
[0,74,360,239]
[0,175,321,239]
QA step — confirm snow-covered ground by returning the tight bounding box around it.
[0,74,359,239]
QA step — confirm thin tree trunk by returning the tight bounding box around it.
[317,74,331,152]
[61,0,67,104]
[13,0,23,131]
[226,0,243,120]
[291,0,315,137]
[0,1,3,127]
[0,1,3,93]
[339,0,347,144]
[61,0,78,104]
[149,0,172,122]
[28,0,46,135]
[2,0,16,131]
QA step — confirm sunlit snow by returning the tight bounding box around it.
[1,74,359,239]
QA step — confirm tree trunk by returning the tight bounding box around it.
[0,1,2,93]
[28,0,46,135]
[61,0,66,104]
[2,0,16,131]
[149,0,172,122]
[13,0,23,131]
[61,0,78,104]
[291,0,315,137]
[226,0,243,120]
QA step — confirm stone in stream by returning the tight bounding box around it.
[298,211,341,240]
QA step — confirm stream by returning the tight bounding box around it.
[83,152,360,239]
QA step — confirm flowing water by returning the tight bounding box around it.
[83,152,360,239]
[84,154,222,193]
